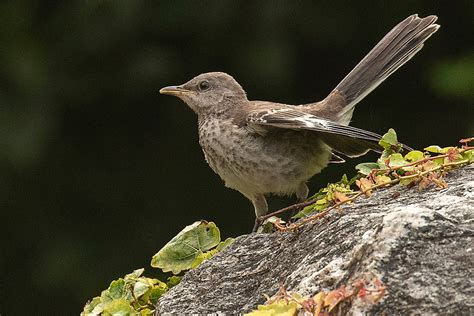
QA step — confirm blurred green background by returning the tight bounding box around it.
[1,1,473,314]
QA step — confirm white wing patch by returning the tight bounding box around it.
[246,107,384,143]
[293,114,329,129]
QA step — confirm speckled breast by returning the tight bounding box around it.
[198,117,332,197]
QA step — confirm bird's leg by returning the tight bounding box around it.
[251,194,268,232]
[290,183,309,220]
[296,183,309,202]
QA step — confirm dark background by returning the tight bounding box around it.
[1,1,472,314]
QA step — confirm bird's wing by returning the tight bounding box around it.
[246,106,411,157]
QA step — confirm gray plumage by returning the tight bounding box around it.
[160,15,439,230]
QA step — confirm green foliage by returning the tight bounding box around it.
[292,174,354,219]
[150,221,219,273]
[245,300,299,316]
[354,132,473,190]
[284,130,473,229]
[82,221,234,315]
[246,279,385,316]
[356,128,404,175]
[405,150,424,162]
[81,269,166,316]
[151,221,233,274]
[355,162,383,176]
[378,128,399,151]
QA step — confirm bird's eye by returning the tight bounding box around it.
[198,80,210,91]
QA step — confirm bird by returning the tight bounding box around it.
[160,14,440,231]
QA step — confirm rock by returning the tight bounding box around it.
[157,165,474,315]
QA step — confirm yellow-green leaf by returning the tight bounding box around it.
[151,221,221,274]
[133,281,150,298]
[424,145,453,154]
[404,150,424,162]
[102,298,134,316]
[379,128,398,149]
[388,153,407,167]
[245,300,298,316]
[356,162,382,175]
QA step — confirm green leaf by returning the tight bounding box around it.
[82,269,167,316]
[191,250,216,269]
[355,162,382,175]
[190,237,234,268]
[388,153,407,167]
[108,279,126,299]
[292,199,329,219]
[307,187,326,200]
[379,128,398,150]
[139,308,154,316]
[147,286,167,305]
[404,150,424,162]
[340,174,349,185]
[424,145,453,154]
[292,205,311,219]
[133,281,150,298]
[151,221,221,274]
[102,298,134,316]
[82,297,101,315]
[462,149,473,162]
[90,302,105,315]
[216,237,234,251]
[424,145,442,153]
[166,276,182,288]
[125,268,144,280]
[245,300,299,316]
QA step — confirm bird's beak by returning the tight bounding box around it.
[159,85,190,96]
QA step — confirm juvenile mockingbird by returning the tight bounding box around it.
[160,15,439,231]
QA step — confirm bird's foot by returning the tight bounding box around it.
[252,217,262,233]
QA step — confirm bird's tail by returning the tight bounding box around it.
[313,14,439,125]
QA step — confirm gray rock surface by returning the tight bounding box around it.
[157,164,473,315]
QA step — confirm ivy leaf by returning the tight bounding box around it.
[244,300,298,316]
[424,145,443,153]
[462,149,473,162]
[151,221,221,274]
[108,279,126,300]
[166,276,182,288]
[379,128,398,150]
[101,298,134,315]
[191,250,216,269]
[388,153,407,167]
[404,150,424,162]
[133,281,150,298]
[147,286,167,305]
[83,297,101,315]
[355,162,382,175]
[125,268,144,279]
[424,145,454,154]
[216,237,235,251]
[292,199,329,219]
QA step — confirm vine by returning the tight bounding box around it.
[258,130,473,232]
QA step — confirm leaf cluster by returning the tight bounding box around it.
[246,278,385,316]
[270,129,472,231]
[292,174,355,219]
[151,221,234,274]
[82,221,234,315]
[355,129,473,193]
[81,269,169,316]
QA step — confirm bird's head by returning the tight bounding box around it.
[160,72,247,115]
